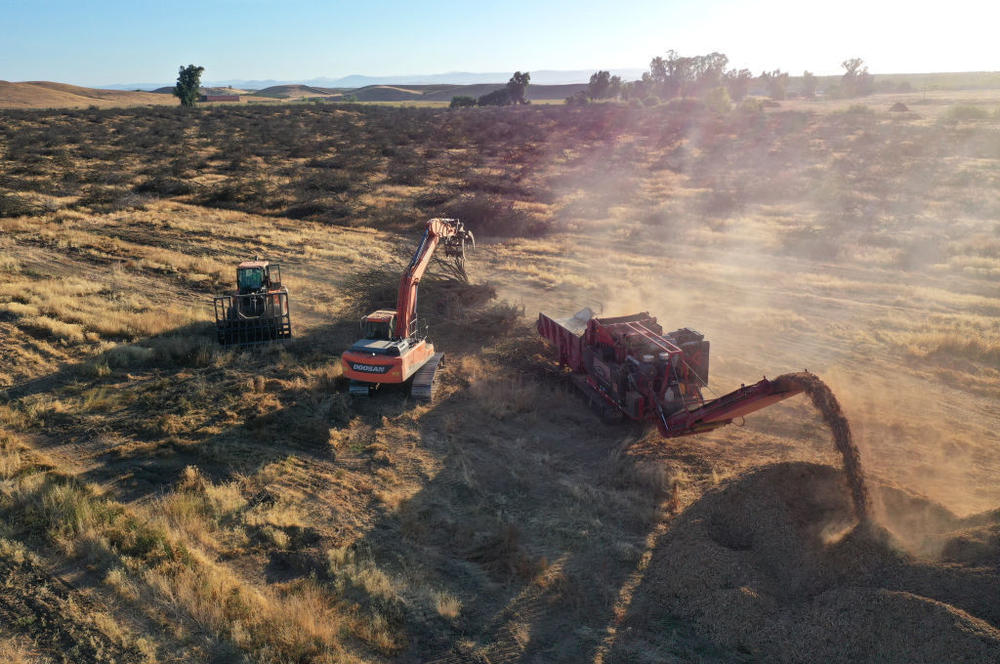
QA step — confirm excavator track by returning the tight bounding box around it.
[410,352,444,402]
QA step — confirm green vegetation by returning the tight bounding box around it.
[840,57,874,97]
[173,64,205,107]
[944,104,991,121]
[760,69,790,100]
[802,70,817,98]
[506,70,531,104]
[476,88,510,106]
[587,70,623,100]
[449,95,476,108]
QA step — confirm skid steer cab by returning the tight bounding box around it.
[214,259,292,346]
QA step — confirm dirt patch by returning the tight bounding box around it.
[0,555,141,663]
[773,372,871,522]
[611,462,1000,663]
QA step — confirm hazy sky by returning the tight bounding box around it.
[1,0,996,86]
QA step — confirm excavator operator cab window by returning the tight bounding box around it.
[362,317,394,340]
[237,267,265,292]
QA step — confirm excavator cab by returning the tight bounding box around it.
[361,310,396,341]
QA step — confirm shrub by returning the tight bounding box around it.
[386,157,426,186]
[414,187,456,209]
[844,103,873,115]
[296,170,352,194]
[444,193,550,237]
[282,201,328,219]
[0,192,40,218]
[74,186,147,213]
[945,105,990,122]
[450,96,476,108]
[704,87,732,114]
[666,98,706,115]
[699,184,747,218]
[477,89,511,107]
[134,176,193,197]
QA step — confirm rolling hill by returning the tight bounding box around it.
[1,80,589,108]
[0,80,177,109]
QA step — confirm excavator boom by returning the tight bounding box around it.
[394,218,473,339]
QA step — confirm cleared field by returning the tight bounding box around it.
[0,95,998,662]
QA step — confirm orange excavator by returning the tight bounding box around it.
[341,218,474,401]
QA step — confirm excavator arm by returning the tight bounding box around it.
[393,218,474,340]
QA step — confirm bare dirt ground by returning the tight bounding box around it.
[0,96,998,662]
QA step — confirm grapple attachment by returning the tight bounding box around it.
[214,290,292,346]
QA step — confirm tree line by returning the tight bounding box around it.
[569,52,876,106]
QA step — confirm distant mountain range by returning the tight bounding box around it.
[100,69,646,92]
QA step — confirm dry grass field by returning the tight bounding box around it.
[0,91,998,662]
[0,82,179,110]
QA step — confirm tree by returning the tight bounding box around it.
[759,69,789,100]
[724,68,753,101]
[704,86,732,114]
[627,75,651,100]
[450,95,476,108]
[477,88,511,106]
[173,64,204,107]
[506,71,530,104]
[690,52,728,95]
[651,50,690,99]
[649,57,668,85]
[840,58,874,97]
[588,70,611,100]
[801,71,817,98]
[647,50,731,99]
[608,75,623,99]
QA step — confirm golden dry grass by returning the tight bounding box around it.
[0,95,997,662]
[0,81,178,109]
